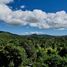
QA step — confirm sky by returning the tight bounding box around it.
[0,0,67,35]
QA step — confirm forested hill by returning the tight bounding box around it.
[0,31,67,39]
[0,31,67,67]
[0,31,67,43]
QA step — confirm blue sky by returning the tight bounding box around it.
[0,0,67,35]
[8,0,67,12]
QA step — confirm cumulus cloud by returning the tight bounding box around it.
[0,0,67,30]
[0,0,13,4]
[23,31,44,35]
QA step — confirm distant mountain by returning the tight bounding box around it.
[0,31,67,40]
[0,31,22,41]
[0,31,67,37]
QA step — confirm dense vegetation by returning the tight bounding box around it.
[0,31,67,67]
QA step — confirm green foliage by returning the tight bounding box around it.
[0,31,67,67]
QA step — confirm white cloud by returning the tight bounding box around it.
[23,31,44,35]
[20,5,25,9]
[0,0,67,30]
[56,28,65,30]
[0,0,13,4]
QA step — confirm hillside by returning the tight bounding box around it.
[0,31,67,67]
